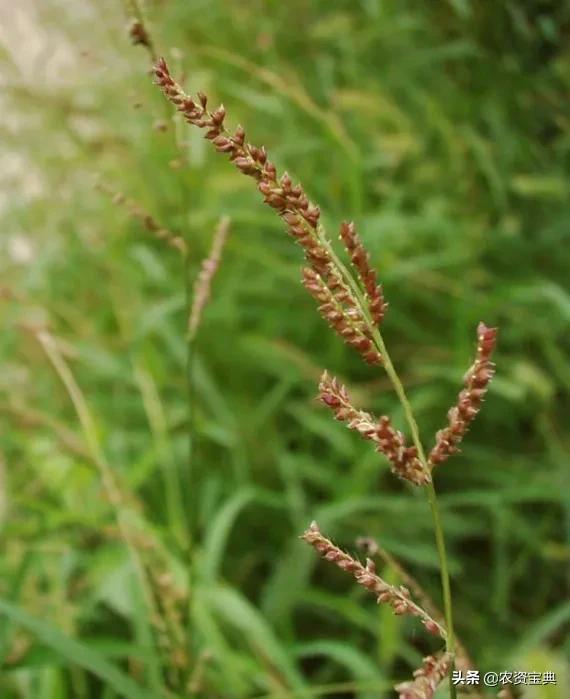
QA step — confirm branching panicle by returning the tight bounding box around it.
[394,652,454,699]
[153,60,500,697]
[428,323,498,468]
[302,522,446,638]
[319,372,430,486]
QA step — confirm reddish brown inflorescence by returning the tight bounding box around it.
[302,522,446,638]
[428,323,498,469]
[339,221,388,326]
[394,652,454,699]
[303,271,382,365]
[319,371,430,486]
[153,57,384,366]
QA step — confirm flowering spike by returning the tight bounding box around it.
[152,59,389,368]
[428,322,498,469]
[303,272,382,365]
[302,523,446,638]
[318,372,430,485]
[339,221,388,325]
[153,58,327,254]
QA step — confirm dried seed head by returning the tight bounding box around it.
[428,322,498,469]
[302,522,445,638]
[318,372,431,486]
[394,652,454,699]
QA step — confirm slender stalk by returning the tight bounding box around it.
[372,332,427,462]
[183,248,197,687]
[426,481,455,656]
[184,250,196,541]
[373,330,457,698]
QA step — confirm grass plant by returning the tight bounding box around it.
[0,2,568,697]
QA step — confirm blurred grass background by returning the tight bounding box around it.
[0,0,569,697]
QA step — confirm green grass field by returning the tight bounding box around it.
[0,1,569,697]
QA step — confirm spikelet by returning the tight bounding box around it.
[394,652,454,699]
[302,522,446,638]
[339,221,388,325]
[319,371,430,486]
[356,536,477,673]
[428,322,498,469]
[188,216,231,342]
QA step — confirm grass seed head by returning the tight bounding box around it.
[302,522,445,637]
[153,58,385,364]
[339,221,388,326]
[319,372,430,485]
[428,322,498,469]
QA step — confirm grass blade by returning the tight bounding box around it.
[0,598,156,699]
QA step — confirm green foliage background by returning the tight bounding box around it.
[0,1,568,697]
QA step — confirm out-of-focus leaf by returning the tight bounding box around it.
[0,599,154,699]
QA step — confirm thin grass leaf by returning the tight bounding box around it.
[0,598,156,699]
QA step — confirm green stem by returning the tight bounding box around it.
[183,250,197,689]
[374,331,457,698]
[426,482,455,653]
[428,483,456,698]
[372,332,427,461]
[183,248,199,551]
